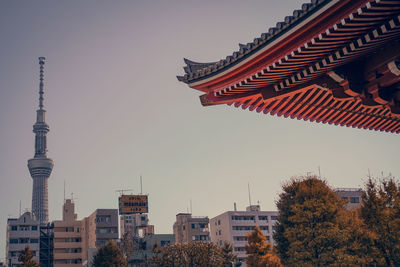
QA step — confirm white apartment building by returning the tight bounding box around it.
[210,205,278,265]
[6,212,40,267]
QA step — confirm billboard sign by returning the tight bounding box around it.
[119,195,148,214]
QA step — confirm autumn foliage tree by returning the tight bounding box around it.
[360,177,400,266]
[274,175,369,266]
[151,241,226,267]
[92,240,127,267]
[245,226,281,267]
[18,246,40,267]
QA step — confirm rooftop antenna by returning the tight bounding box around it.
[248,182,252,206]
[368,169,372,179]
[140,175,143,195]
[318,166,321,178]
[190,199,192,214]
[64,180,66,203]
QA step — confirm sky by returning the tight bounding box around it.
[0,0,399,261]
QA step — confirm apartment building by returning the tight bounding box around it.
[53,199,87,267]
[334,188,363,210]
[6,212,40,266]
[120,213,154,239]
[173,213,210,243]
[84,209,118,255]
[210,205,278,265]
[52,200,119,267]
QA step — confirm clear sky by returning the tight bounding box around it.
[0,0,399,261]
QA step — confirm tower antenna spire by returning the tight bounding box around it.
[39,57,45,110]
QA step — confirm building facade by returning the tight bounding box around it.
[84,209,119,250]
[173,213,210,243]
[53,199,86,267]
[53,200,119,267]
[334,188,363,210]
[120,213,154,239]
[210,205,278,265]
[6,212,41,267]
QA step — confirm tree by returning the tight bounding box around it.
[18,246,40,267]
[92,239,128,267]
[274,175,364,266]
[151,241,224,267]
[360,177,400,266]
[120,230,138,258]
[220,241,237,267]
[245,227,281,267]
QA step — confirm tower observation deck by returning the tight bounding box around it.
[28,57,54,225]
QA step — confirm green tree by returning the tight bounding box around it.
[151,241,224,267]
[360,177,400,266]
[92,239,128,267]
[274,175,364,266]
[18,246,40,267]
[245,227,281,267]
[220,241,237,267]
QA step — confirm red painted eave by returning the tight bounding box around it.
[189,0,371,93]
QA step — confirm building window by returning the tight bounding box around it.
[20,238,29,244]
[260,226,269,231]
[11,226,17,231]
[218,230,221,235]
[10,251,17,257]
[218,220,220,225]
[66,227,74,232]
[232,226,254,231]
[258,216,268,221]
[10,239,18,244]
[31,225,38,231]
[350,197,360,203]
[20,226,29,231]
[30,239,39,243]
[233,236,247,241]
[271,216,278,220]
[234,247,245,252]
[232,216,255,221]
[96,216,111,223]
[191,224,196,229]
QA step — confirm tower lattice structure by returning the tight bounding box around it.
[28,57,54,225]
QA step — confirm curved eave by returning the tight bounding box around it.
[183,0,369,93]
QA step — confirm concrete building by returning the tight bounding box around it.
[28,57,54,225]
[334,188,363,210]
[210,205,278,265]
[6,212,41,267]
[84,208,119,259]
[53,199,86,267]
[173,213,210,243]
[120,213,154,239]
[127,234,175,267]
[52,199,119,267]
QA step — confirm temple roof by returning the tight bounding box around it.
[177,0,400,134]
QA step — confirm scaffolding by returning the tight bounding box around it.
[40,223,54,267]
